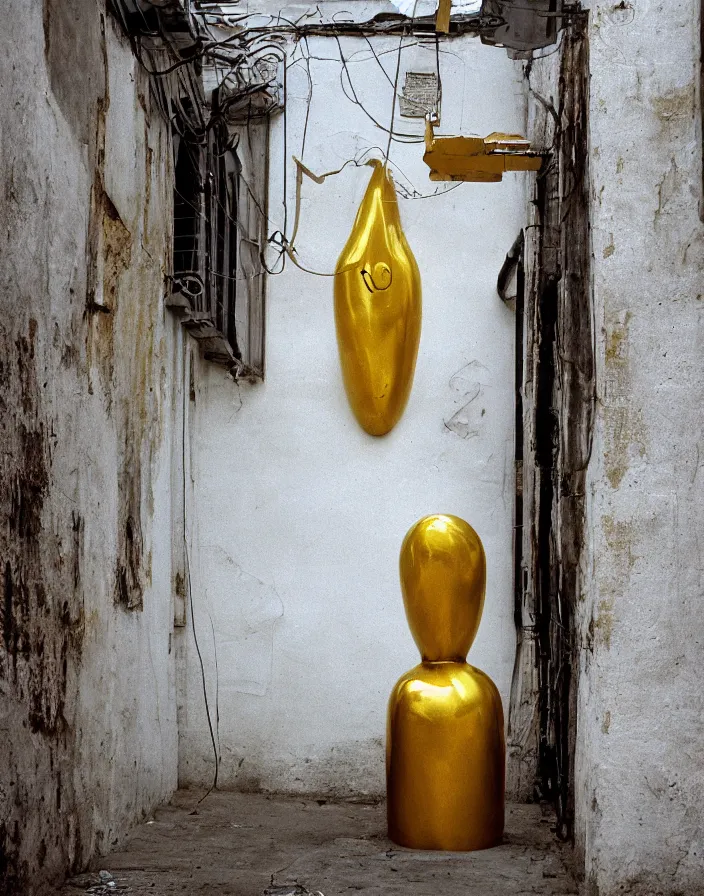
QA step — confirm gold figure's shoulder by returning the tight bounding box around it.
[389,662,503,723]
[392,662,497,688]
[389,664,426,697]
[463,663,502,699]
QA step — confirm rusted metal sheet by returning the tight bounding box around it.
[399,72,439,119]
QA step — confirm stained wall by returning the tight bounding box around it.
[179,26,528,795]
[514,16,592,826]
[524,2,704,893]
[575,1,704,893]
[0,2,179,892]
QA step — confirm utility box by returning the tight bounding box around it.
[480,0,564,58]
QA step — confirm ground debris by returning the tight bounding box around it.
[264,886,325,896]
[66,870,131,893]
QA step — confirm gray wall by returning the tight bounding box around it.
[0,3,179,892]
[524,2,704,893]
[577,1,704,893]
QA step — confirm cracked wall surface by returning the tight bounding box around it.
[178,22,527,796]
[0,2,179,892]
[510,4,703,890]
[575,1,704,894]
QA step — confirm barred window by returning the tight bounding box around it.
[168,118,267,380]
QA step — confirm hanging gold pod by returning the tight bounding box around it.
[334,161,422,436]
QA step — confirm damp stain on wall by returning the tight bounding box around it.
[1,2,176,892]
[0,316,86,894]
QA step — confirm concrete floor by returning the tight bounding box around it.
[60,792,578,896]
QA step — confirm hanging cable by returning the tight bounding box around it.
[182,353,220,804]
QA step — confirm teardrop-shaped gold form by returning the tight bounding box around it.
[334,162,422,436]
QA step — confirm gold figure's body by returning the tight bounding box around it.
[334,161,421,436]
[387,514,505,851]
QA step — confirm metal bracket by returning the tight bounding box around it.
[423,118,543,182]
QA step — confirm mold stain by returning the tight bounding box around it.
[651,82,696,136]
[605,310,631,364]
[592,514,641,653]
[3,4,175,891]
[603,311,647,489]
[593,598,616,650]
[102,195,133,308]
[0,318,85,893]
[604,407,647,489]
[84,89,167,615]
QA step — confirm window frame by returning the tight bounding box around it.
[167,114,268,381]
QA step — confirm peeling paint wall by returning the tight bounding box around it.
[179,27,527,796]
[510,15,593,829]
[574,1,704,893]
[512,4,704,889]
[0,2,178,891]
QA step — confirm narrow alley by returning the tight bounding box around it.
[2,2,702,895]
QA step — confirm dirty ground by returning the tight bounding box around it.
[57,792,577,895]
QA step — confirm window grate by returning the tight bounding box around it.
[168,116,267,379]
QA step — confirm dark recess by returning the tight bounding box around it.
[525,14,593,841]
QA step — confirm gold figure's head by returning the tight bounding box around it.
[400,514,486,663]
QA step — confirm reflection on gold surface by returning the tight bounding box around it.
[334,162,421,436]
[387,514,505,851]
[423,117,543,182]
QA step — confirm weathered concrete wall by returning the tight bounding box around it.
[179,29,527,795]
[0,2,178,891]
[574,2,704,893]
[516,4,704,888]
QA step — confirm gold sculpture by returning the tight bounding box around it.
[387,514,505,851]
[334,161,422,436]
[423,117,543,182]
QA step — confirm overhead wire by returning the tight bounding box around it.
[111,0,476,301]
[111,0,482,283]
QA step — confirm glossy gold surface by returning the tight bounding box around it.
[334,162,421,436]
[387,514,505,851]
[423,119,543,182]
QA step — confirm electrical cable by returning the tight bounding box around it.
[334,34,424,144]
[114,0,465,279]
[384,31,406,166]
[114,0,541,305]
[182,352,219,805]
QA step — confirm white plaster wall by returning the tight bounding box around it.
[71,17,184,854]
[180,28,528,794]
[577,2,704,893]
[71,19,180,857]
